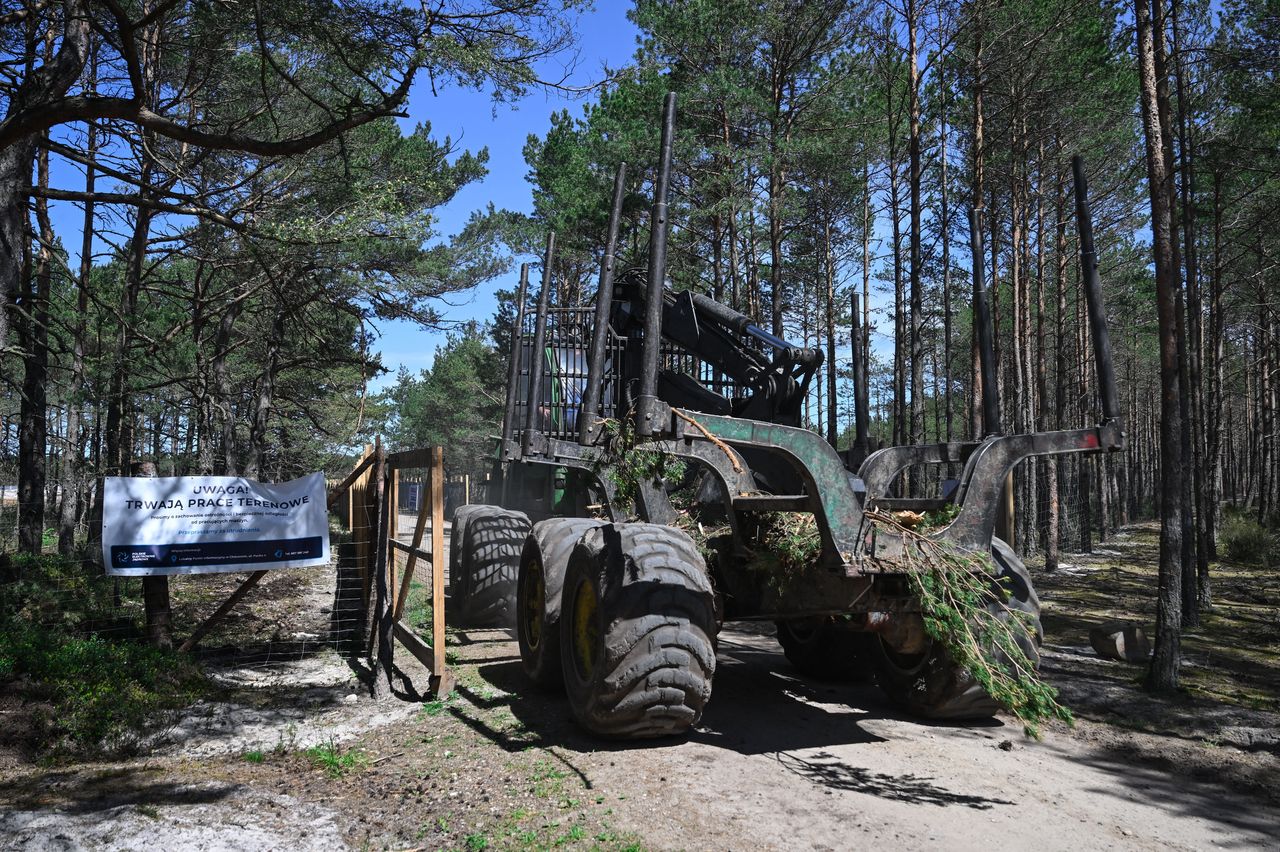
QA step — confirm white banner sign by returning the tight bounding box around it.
[101,473,330,576]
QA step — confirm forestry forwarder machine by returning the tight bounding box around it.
[448,93,1125,738]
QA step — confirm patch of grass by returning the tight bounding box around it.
[403,577,435,634]
[464,832,489,850]
[135,803,160,820]
[530,758,568,798]
[243,749,265,763]
[555,824,586,845]
[304,738,366,778]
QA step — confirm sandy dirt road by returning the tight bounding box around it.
[564,624,1278,851]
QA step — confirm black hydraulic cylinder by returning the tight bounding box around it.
[1071,156,1121,425]
[500,262,530,452]
[850,291,870,456]
[636,91,676,438]
[688,291,812,361]
[522,232,556,455]
[580,162,628,445]
[970,207,1001,437]
[689,291,751,335]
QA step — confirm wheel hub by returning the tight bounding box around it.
[521,556,545,650]
[571,579,599,679]
[872,612,932,671]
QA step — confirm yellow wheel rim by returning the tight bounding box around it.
[571,578,599,679]
[521,557,545,650]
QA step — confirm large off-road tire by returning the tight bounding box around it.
[452,507,530,628]
[873,537,1041,719]
[560,523,717,738]
[517,517,605,688]
[776,618,875,681]
[448,504,487,597]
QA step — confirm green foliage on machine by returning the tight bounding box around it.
[591,418,686,512]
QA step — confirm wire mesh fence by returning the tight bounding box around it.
[0,520,368,660]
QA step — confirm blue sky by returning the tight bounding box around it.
[375,4,640,389]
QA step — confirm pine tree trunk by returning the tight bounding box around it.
[940,72,954,441]
[245,310,288,478]
[18,123,53,554]
[1138,0,1184,692]
[907,0,925,460]
[58,58,97,555]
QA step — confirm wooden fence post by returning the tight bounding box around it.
[388,468,400,616]
[430,446,450,693]
[371,439,396,693]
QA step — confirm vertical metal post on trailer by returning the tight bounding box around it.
[636,92,677,438]
[580,162,628,445]
[500,264,531,453]
[523,233,556,455]
[850,291,871,461]
[971,209,1013,544]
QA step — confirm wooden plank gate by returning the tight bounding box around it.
[329,441,453,697]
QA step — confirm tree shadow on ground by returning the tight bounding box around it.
[1042,643,1280,751]
[1036,523,1280,720]
[0,766,237,814]
[1043,737,1280,846]
[773,750,1013,809]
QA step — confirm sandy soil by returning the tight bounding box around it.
[2,524,1277,851]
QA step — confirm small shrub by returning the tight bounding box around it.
[1220,515,1275,565]
[304,738,366,778]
